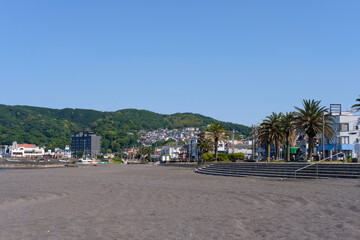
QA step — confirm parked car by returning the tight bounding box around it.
[6,159,19,162]
[246,156,263,162]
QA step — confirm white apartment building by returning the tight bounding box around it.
[161,146,182,159]
[227,140,253,155]
[319,110,360,158]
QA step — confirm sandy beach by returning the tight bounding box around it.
[0,164,359,240]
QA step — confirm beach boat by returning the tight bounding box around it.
[78,158,98,164]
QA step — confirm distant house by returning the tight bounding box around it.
[161,146,182,159]
[53,145,72,159]
[179,145,189,160]
[3,142,45,158]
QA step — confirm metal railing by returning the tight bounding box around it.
[294,152,345,179]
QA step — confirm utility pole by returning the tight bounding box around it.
[252,125,255,161]
[335,124,338,155]
[232,130,235,154]
[188,140,191,162]
[83,139,86,158]
[322,112,325,160]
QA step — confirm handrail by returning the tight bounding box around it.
[294,152,345,179]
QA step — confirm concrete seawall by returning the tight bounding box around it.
[0,163,68,169]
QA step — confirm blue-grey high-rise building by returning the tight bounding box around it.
[71,131,101,158]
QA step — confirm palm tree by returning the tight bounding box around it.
[281,112,296,161]
[206,123,227,161]
[257,112,283,162]
[294,99,334,161]
[257,124,271,162]
[139,146,153,162]
[352,96,360,112]
[196,135,214,163]
[196,135,214,154]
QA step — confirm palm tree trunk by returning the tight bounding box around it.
[308,136,313,161]
[275,143,279,160]
[267,143,271,162]
[215,138,218,161]
[286,140,291,162]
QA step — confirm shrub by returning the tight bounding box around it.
[202,152,215,161]
[218,153,229,162]
[228,153,245,161]
[112,157,123,164]
[234,153,245,160]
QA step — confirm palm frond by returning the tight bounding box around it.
[352,96,360,111]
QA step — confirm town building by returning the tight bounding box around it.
[71,131,101,158]
[161,145,183,159]
[3,142,45,158]
[52,145,72,159]
[190,137,199,158]
[318,108,360,159]
[227,140,252,155]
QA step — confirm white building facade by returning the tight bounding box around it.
[161,146,182,159]
[319,111,360,158]
[3,142,45,158]
[227,140,253,155]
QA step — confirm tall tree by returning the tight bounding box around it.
[294,99,334,161]
[257,112,283,162]
[281,112,296,161]
[206,123,227,161]
[351,96,360,112]
[196,135,214,162]
[138,146,153,161]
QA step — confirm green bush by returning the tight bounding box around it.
[347,155,352,163]
[202,152,215,161]
[234,153,245,160]
[112,157,123,164]
[228,153,245,162]
[76,151,84,158]
[218,153,229,161]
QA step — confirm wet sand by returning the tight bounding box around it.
[0,164,359,240]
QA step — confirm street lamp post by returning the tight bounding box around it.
[322,112,325,160]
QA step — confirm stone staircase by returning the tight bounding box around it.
[195,162,360,179]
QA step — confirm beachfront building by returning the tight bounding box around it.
[55,145,72,159]
[71,131,101,158]
[3,142,45,158]
[190,137,199,158]
[227,140,252,155]
[318,109,360,159]
[161,145,182,159]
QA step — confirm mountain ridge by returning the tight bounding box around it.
[0,104,251,152]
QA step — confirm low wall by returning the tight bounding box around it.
[0,163,67,169]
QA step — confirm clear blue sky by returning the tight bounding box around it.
[1,0,359,126]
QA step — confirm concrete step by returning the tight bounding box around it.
[202,165,360,173]
[195,169,323,179]
[203,164,360,170]
[206,163,360,169]
[196,163,360,179]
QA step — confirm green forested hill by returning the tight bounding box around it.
[0,105,251,152]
